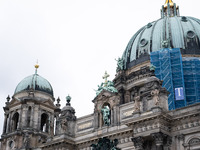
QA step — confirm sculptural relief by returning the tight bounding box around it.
[133,95,141,112]
[151,89,160,106]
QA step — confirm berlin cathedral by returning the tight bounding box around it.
[1,0,200,149]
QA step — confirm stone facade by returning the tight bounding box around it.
[1,1,200,149]
[1,65,200,150]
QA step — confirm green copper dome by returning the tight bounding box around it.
[122,1,200,69]
[14,73,54,96]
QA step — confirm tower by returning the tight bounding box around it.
[1,64,58,150]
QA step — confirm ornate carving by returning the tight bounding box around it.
[165,136,172,147]
[151,89,160,106]
[189,138,200,145]
[131,136,144,150]
[23,132,30,149]
[91,137,120,150]
[133,95,140,112]
[151,132,165,146]
[177,134,185,141]
[61,119,67,131]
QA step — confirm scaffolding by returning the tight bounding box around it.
[182,57,200,105]
[150,48,186,110]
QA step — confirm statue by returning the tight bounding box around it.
[107,81,118,93]
[95,83,104,96]
[161,39,170,48]
[115,57,123,72]
[61,119,67,131]
[91,137,120,150]
[133,95,140,111]
[101,106,110,126]
[151,89,160,106]
[150,64,156,71]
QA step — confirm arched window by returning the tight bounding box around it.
[40,113,49,133]
[12,112,19,131]
[27,107,31,127]
[101,103,111,126]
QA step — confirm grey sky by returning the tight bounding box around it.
[0,0,199,133]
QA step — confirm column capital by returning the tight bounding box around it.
[177,134,185,141]
[131,136,144,150]
[151,132,165,146]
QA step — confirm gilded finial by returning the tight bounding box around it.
[34,60,39,74]
[164,0,174,8]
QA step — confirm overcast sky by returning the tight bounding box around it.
[0,0,199,134]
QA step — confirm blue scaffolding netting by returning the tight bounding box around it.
[150,48,186,110]
[182,57,200,105]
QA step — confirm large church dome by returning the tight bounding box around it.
[122,1,200,69]
[14,65,54,96]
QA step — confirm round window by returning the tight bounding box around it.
[187,31,196,39]
[140,39,148,47]
[181,16,188,22]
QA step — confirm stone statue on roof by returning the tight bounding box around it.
[115,57,124,72]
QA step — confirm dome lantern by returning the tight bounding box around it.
[161,0,179,18]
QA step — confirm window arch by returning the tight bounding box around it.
[40,113,49,133]
[101,103,111,126]
[12,112,19,131]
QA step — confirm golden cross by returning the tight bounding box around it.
[103,71,110,87]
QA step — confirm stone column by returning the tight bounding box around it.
[38,110,42,131]
[19,107,23,129]
[3,113,7,134]
[31,105,35,127]
[22,105,28,127]
[33,106,39,129]
[164,136,172,150]
[151,132,165,150]
[177,134,185,150]
[111,107,114,125]
[131,136,144,150]
[6,113,11,133]
[99,112,102,128]
[8,111,13,132]
[113,106,117,125]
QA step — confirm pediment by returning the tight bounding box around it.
[96,90,116,101]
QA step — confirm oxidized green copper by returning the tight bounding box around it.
[95,72,118,97]
[101,106,110,126]
[150,64,156,71]
[90,137,120,150]
[115,57,124,72]
[95,81,118,97]
[66,95,71,105]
